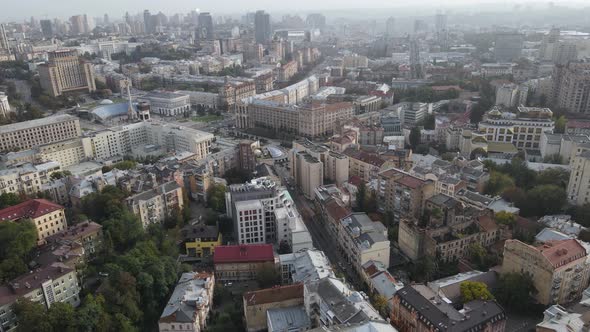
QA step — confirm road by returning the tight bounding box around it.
[275,164,364,290]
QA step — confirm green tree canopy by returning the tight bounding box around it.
[495,272,537,313]
[409,127,421,149]
[206,183,227,213]
[485,172,515,196]
[460,281,494,303]
[0,220,37,282]
[256,262,280,288]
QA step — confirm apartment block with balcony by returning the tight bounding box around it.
[378,168,435,220]
[127,181,184,228]
[502,239,590,305]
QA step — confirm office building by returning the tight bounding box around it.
[502,239,590,305]
[38,50,96,97]
[391,285,506,332]
[197,12,214,41]
[385,17,395,37]
[0,264,80,332]
[40,19,53,38]
[401,102,428,126]
[138,91,190,116]
[127,181,184,228]
[143,10,152,34]
[0,199,67,244]
[213,244,277,282]
[434,13,448,49]
[552,61,590,114]
[255,10,271,44]
[158,272,214,332]
[0,114,81,152]
[494,32,524,62]
[306,13,326,30]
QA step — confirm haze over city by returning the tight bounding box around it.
[2,0,590,332]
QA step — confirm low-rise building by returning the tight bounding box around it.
[46,221,102,259]
[213,244,277,282]
[391,285,507,332]
[279,249,334,284]
[243,283,304,332]
[182,224,222,258]
[158,271,214,332]
[127,181,184,228]
[138,91,191,116]
[0,199,67,244]
[502,239,590,305]
[0,264,80,332]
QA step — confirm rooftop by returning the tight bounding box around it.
[0,199,63,222]
[243,283,303,306]
[214,244,275,264]
[159,272,213,324]
[0,114,78,134]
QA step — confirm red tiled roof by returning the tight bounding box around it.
[213,244,275,264]
[325,200,351,223]
[345,149,386,167]
[395,175,425,189]
[537,239,586,268]
[0,199,64,222]
[348,175,363,186]
[243,283,304,306]
[431,85,462,92]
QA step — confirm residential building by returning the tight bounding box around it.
[279,249,334,284]
[158,272,214,332]
[537,304,590,332]
[377,168,435,220]
[238,140,258,173]
[213,244,277,282]
[494,32,524,62]
[0,115,81,152]
[551,61,590,114]
[345,149,390,183]
[46,221,102,259]
[127,181,184,227]
[254,10,271,44]
[37,138,89,167]
[354,95,382,114]
[38,50,96,97]
[568,150,590,205]
[481,63,514,78]
[0,162,61,197]
[478,106,555,150]
[502,239,590,305]
[391,285,506,332]
[0,92,11,118]
[292,139,349,186]
[267,306,312,332]
[138,91,191,116]
[0,264,80,332]
[182,224,222,258]
[291,150,323,199]
[243,283,304,332]
[342,54,369,68]
[337,213,390,276]
[495,83,528,108]
[274,204,313,252]
[0,199,67,244]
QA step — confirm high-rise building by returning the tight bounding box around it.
[385,17,395,37]
[198,12,214,40]
[143,10,152,34]
[409,38,422,79]
[568,149,590,205]
[0,24,10,55]
[552,61,590,114]
[0,114,81,152]
[38,49,96,97]
[69,15,87,35]
[306,13,326,30]
[434,13,448,50]
[494,32,524,62]
[539,28,561,61]
[103,14,109,25]
[255,10,271,44]
[552,42,577,66]
[40,19,53,38]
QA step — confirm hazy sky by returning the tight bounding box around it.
[0,0,586,22]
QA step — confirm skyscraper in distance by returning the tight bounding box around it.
[385,17,395,37]
[198,12,214,40]
[143,10,152,34]
[0,24,9,55]
[40,19,53,38]
[255,10,271,44]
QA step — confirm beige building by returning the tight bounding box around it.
[345,149,390,183]
[127,181,184,228]
[243,283,304,332]
[0,264,80,332]
[0,199,67,244]
[37,138,89,167]
[568,150,590,205]
[158,272,214,332]
[552,61,590,114]
[213,244,277,282]
[377,168,435,220]
[0,161,61,197]
[0,114,81,152]
[291,150,323,199]
[502,239,590,305]
[138,91,191,116]
[292,139,349,186]
[38,50,96,97]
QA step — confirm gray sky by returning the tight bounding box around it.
[0,0,586,22]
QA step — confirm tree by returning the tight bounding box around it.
[460,281,494,303]
[50,170,72,180]
[522,184,566,217]
[494,211,516,226]
[0,192,23,209]
[410,256,436,282]
[14,299,53,332]
[409,127,421,149]
[0,220,37,282]
[441,152,457,161]
[571,204,590,227]
[372,294,389,316]
[113,160,137,170]
[355,181,367,212]
[554,115,566,134]
[422,114,435,130]
[495,272,537,313]
[206,183,227,213]
[256,262,280,288]
[536,168,570,189]
[278,240,291,254]
[485,172,515,196]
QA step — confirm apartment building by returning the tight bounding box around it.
[158,272,214,332]
[0,92,12,118]
[337,213,390,276]
[279,249,334,284]
[0,162,61,197]
[377,168,435,220]
[213,244,277,282]
[345,149,389,183]
[567,150,590,205]
[551,61,590,114]
[478,106,555,150]
[243,284,304,332]
[0,264,80,332]
[502,239,590,305]
[0,115,81,152]
[37,138,89,167]
[218,80,257,109]
[38,50,96,97]
[391,285,506,332]
[291,150,323,199]
[291,139,349,186]
[127,181,184,228]
[0,199,67,244]
[46,221,102,259]
[138,91,191,116]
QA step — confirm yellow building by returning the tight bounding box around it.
[0,198,67,244]
[182,224,222,258]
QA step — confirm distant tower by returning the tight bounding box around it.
[409,38,423,79]
[0,24,11,55]
[254,10,271,44]
[435,13,448,50]
[385,17,395,37]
